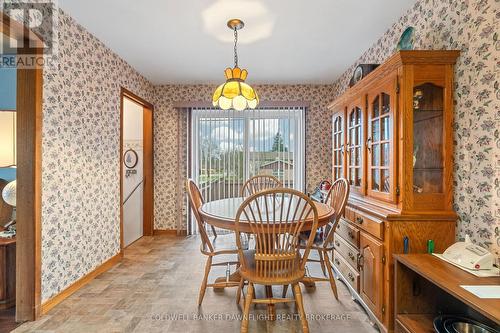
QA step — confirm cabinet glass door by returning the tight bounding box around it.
[367,80,395,201]
[347,103,364,194]
[332,112,345,180]
[413,83,444,193]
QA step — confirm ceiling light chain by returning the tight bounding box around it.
[233,27,238,68]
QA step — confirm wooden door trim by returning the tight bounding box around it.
[1,12,44,321]
[120,88,154,250]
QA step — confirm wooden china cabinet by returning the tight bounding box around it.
[328,51,460,333]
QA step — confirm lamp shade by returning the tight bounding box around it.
[2,180,16,207]
[212,67,259,111]
[0,111,16,167]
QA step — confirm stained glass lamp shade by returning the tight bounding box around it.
[212,67,259,111]
[212,19,259,111]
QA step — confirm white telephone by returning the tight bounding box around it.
[442,235,494,270]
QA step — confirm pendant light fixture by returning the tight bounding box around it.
[212,19,259,111]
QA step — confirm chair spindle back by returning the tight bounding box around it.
[186,179,214,253]
[240,175,283,197]
[235,188,318,280]
[323,178,349,247]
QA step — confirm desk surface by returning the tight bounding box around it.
[394,254,500,324]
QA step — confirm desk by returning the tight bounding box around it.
[0,237,15,309]
[394,254,500,333]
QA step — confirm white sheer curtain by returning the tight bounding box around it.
[189,106,305,234]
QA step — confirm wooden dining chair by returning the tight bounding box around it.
[186,179,241,305]
[235,188,319,333]
[297,178,349,300]
[240,175,282,197]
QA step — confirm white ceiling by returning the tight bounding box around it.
[59,0,415,84]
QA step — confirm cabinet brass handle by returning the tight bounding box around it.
[334,258,340,265]
[348,272,355,281]
[334,240,340,247]
[348,252,355,261]
[357,254,364,269]
[348,230,354,239]
[356,216,364,224]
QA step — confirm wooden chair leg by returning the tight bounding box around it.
[236,278,244,305]
[241,283,254,333]
[265,285,275,320]
[198,256,212,306]
[318,249,327,276]
[282,284,289,298]
[293,283,309,333]
[323,250,338,300]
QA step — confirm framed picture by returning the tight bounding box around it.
[123,149,138,169]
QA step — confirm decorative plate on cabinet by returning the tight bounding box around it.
[396,27,415,51]
[348,64,379,87]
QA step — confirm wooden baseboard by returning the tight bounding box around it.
[153,229,187,236]
[40,252,122,315]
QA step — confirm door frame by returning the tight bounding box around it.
[1,12,44,321]
[119,88,154,249]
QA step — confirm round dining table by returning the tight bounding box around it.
[198,196,334,319]
[199,197,335,232]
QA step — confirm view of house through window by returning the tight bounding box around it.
[190,106,305,234]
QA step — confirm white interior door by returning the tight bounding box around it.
[123,98,144,247]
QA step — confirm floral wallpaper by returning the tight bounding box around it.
[152,85,336,231]
[7,0,499,306]
[331,0,499,255]
[40,11,154,301]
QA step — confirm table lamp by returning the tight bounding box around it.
[1,180,16,229]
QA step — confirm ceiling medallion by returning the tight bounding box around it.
[212,19,259,111]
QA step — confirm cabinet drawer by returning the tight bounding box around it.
[336,218,360,247]
[333,233,359,270]
[333,251,359,292]
[352,210,384,240]
[344,207,356,221]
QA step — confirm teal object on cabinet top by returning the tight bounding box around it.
[397,27,415,51]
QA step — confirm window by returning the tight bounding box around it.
[190,106,305,232]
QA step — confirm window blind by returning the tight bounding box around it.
[189,106,305,234]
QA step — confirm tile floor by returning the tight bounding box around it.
[14,235,378,332]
